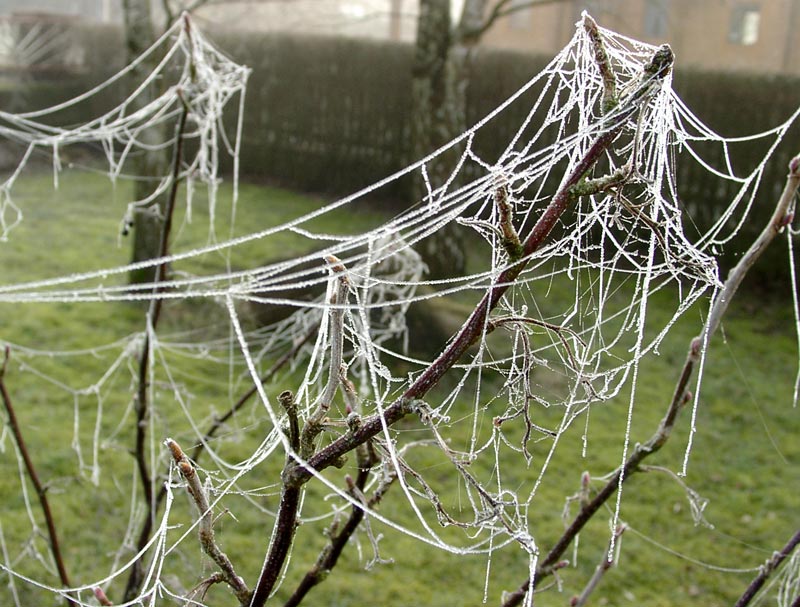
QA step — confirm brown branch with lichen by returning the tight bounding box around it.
[0,347,77,607]
[500,155,800,606]
[165,438,251,605]
[494,176,523,261]
[583,13,617,114]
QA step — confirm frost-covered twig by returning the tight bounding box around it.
[734,528,800,607]
[583,13,617,114]
[300,256,350,460]
[500,155,800,606]
[0,347,76,607]
[494,177,523,261]
[705,156,800,337]
[165,439,251,605]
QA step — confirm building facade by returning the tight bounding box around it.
[483,0,800,74]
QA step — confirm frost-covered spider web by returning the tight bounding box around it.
[0,12,797,607]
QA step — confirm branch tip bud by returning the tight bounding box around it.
[689,337,702,360]
[789,155,800,176]
[165,438,183,461]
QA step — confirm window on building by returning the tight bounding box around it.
[644,0,669,38]
[729,5,760,45]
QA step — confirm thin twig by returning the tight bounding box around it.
[0,348,76,607]
[500,155,800,606]
[583,13,617,114]
[475,0,563,41]
[166,439,251,605]
[734,528,800,607]
[300,256,350,460]
[494,176,523,261]
[124,86,191,603]
[93,587,113,606]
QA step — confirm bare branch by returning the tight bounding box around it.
[478,0,564,40]
[571,525,626,607]
[124,86,191,603]
[705,157,800,338]
[0,348,76,607]
[583,13,617,114]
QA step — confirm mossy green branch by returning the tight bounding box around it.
[494,178,524,262]
[568,167,628,201]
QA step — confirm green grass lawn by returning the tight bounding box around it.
[0,169,797,607]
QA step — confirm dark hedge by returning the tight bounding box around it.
[4,24,799,286]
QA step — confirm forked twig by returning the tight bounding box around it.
[251,256,352,607]
[0,347,76,607]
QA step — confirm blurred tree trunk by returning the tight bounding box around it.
[122,0,168,285]
[410,0,560,279]
[411,0,479,279]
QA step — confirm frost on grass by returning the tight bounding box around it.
[0,13,797,607]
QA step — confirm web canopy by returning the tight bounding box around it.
[0,12,796,607]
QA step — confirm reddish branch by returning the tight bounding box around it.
[0,348,76,607]
[245,41,674,607]
[283,431,384,607]
[280,45,673,494]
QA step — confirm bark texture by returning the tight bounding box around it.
[123,0,169,284]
